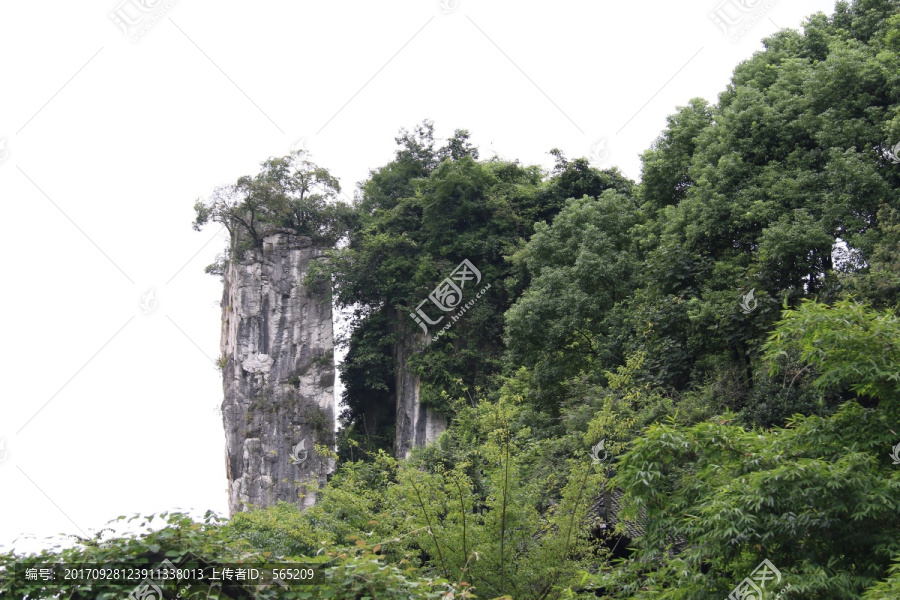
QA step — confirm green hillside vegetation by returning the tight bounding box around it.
[4,0,900,597]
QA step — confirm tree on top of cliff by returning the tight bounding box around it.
[193,152,355,268]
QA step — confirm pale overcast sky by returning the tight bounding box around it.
[0,0,840,552]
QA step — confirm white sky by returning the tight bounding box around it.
[0,0,840,552]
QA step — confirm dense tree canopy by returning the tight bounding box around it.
[326,121,634,454]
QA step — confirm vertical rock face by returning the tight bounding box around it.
[220,231,335,515]
[393,312,447,459]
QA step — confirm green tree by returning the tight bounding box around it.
[328,122,571,456]
[193,151,354,271]
[504,190,642,407]
[603,300,900,599]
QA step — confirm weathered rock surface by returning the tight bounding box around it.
[393,311,447,459]
[220,231,335,515]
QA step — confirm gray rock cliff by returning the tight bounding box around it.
[392,310,447,459]
[220,231,335,515]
